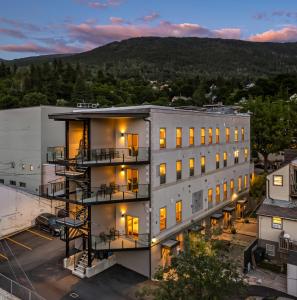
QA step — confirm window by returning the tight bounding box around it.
[234,127,239,142]
[273,175,283,186]
[230,179,234,196]
[272,217,282,229]
[201,156,206,174]
[176,160,182,180]
[189,127,194,146]
[234,150,239,164]
[244,175,248,189]
[216,153,220,169]
[160,128,166,149]
[0,179,4,184]
[160,163,166,185]
[223,182,227,200]
[226,127,230,143]
[30,165,34,171]
[216,185,220,202]
[176,201,182,223]
[238,176,242,192]
[10,180,16,186]
[216,128,220,144]
[223,151,227,167]
[244,148,248,162]
[241,128,245,142]
[189,158,195,177]
[208,128,213,144]
[201,128,205,145]
[266,244,275,256]
[176,128,182,148]
[19,182,26,188]
[208,188,213,202]
[160,207,167,231]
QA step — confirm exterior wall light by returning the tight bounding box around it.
[232,193,238,201]
[152,237,157,243]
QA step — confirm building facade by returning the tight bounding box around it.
[43,105,252,278]
[0,106,72,193]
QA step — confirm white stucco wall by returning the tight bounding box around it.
[288,263,297,297]
[0,184,62,238]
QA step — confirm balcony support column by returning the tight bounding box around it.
[87,205,92,267]
[66,227,70,258]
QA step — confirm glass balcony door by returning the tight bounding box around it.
[126,168,138,192]
[127,134,139,156]
[126,215,139,236]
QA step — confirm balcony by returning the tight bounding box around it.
[92,233,150,251]
[279,236,297,253]
[40,182,150,205]
[47,147,150,166]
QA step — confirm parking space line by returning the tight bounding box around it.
[5,237,32,251]
[0,253,8,260]
[26,229,53,241]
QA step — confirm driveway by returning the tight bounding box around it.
[0,228,146,300]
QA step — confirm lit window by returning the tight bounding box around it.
[234,128,239,143]
[244,175,248,189]
[272,217,282,230]
[223,182,227,200]
[208,188,213,202]
[176,201,182,223]
[216,185,220,202]
[189,158,195,177]
[216,128,220,144]
[189,127,194,146]
[160,128,166,149]
[226,127,230,143]
[244,148,248,162]
[223,152,227,167]
[201,156,206,174]
[208,128,213,144]
[241,128,245,142]
[160,163,166,185]
[176,128,182,148]
[234,150,239,164]
[176,160,182,180]
[273,175,283,186]
[230,179,234,196]
[201,128,205,145]
[30,165,34,171]
[216,153,220,169]
[160,207,167,231]
[238,176,242,192]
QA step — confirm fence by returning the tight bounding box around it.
[0,272,45,300]
[243,238,258,273]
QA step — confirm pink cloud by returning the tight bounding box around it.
[140,12,160,22]
[249,26,297,42]
[109,17,125,24]
[0,28,26,38]
[75,0,123,9]
[0,17,41,31]
[68,21,242,46]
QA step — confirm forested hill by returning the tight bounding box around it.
[9,37,297,79]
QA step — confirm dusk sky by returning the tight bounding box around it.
[0,0,297,60]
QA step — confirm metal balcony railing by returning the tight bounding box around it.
[40,182,150,204]
[92,233,150,251]
[279,237,297,252]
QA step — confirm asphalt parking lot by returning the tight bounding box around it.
[0,228,147,300]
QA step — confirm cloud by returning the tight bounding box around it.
[0,43,51,54]
[109,17,125,24]
[0,17,41,31]
[253,13,267,20]
[253,10,297,21]
[249,26,297,42]
[68,21,242,46]
[140,12,160,22]
[0,28,26,38]
[75,0,123,9]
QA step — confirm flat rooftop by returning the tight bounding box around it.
[49,105,250,120]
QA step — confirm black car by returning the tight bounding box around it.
[35,213,61,236]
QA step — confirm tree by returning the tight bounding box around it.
[22,92,48,107]
[137,235,245,300]
[242,97,295,171]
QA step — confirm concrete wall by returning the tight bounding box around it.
[288,263,297,297]
[0,106,71,193]
[0,184,62,238]
[267,164,290,201]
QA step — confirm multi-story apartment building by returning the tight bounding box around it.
[42,105,252,278]
[258,160,297,260]
[0,106,72,193]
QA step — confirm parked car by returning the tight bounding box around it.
[35,213,61,236]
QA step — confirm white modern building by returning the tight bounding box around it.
[42,105,252,278]
[0,106,72,193]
